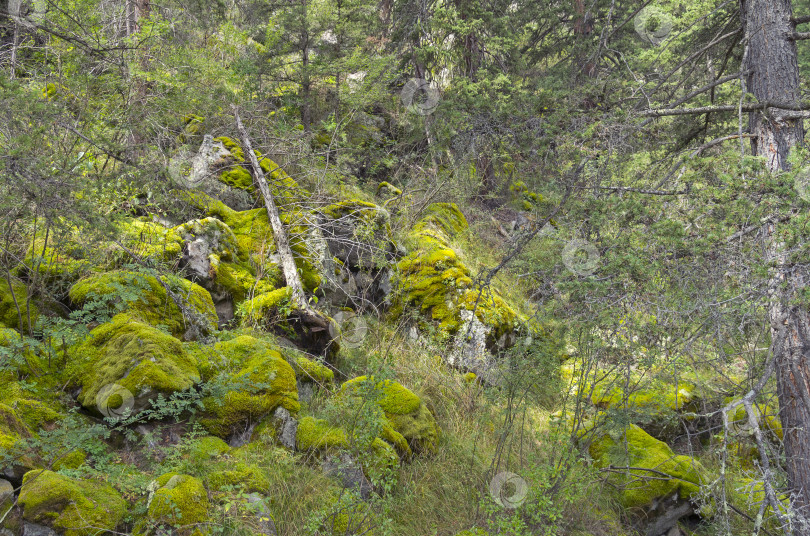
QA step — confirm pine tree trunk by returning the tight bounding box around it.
[743,0,810,530]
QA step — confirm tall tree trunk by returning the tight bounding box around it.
[743,0,810,530]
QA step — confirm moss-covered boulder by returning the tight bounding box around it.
[147,473,209,530]
[589,424,707,510]
[0,403,35,482]
[23,228,97,286]
[181,191,321,293]
[0,478,21,536]
[197,335,299,439]
[206,461,270,494]
[117,219,184,264]
[0,279,38,332]
[187,435,231,462]
[18,470,127,536]
[341,376,438,455]
[69,270,217,340]
[74,314,201,417]
[395,203,524,372]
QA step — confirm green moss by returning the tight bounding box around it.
[199,335,299,438]
[0,279,39,331]
[182,191,318,292]
[340,376,438,454]
[240,286,293,325]
[0,402,31,452]
[18,469,127,536]
[75,314,201,411]
[69,271,217,339]
[296,416,348,451]
[188,435,231,462]
[342,376,421,414]
[589,424,707,508]
[394,203,521,340]
[148,473,209,528]
[289,354,334,384]
[118,219,184,263]
[206,462,270,493]
[377,181,402,197]
[52,450,87,471]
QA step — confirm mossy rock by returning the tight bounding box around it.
[212,137,306,210]
[74,314,201,416]
[589,424,707,509]
[175,217,240,262]
[341,376,438,454]
[296,416,348,451]
[395,203,522,344]
[117,219,184,263]
[148,473,209,529]
[206,461,270,494]
[198,335,299,438]
[181,191,319,292]
[377,181,402,198]
[3,382,62,431]
[289,353,334,384]
[187,435,231,462]
[0,402,32,453]
[69,270,217,339]
[239,287,294,325]
[0,279,39,332]
[18,469,127,536]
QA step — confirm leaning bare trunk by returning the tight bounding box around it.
[744,0,810,530]
[233,107,336,356]
[233,107,308,311]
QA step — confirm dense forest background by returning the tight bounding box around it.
[3,0,810,535]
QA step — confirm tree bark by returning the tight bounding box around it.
[743,0,810,530]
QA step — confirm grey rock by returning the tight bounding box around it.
[169,135,255,211]
[321,453,372,500]
[273,407,298,451]
[245,493,277,535]
[21,524,56,536]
